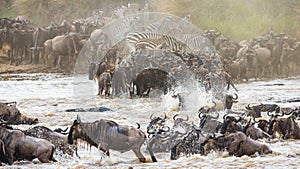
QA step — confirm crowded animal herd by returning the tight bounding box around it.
[0,93,299,165]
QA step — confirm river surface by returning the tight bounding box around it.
[0,73,299,169]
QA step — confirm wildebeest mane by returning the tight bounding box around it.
[80,119,119,147]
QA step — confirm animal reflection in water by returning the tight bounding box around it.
[67,117,157,163]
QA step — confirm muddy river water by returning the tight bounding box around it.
[0,73,299,169]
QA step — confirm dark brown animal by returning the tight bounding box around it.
[268,110,300,139]
[220,114,243,134]
[48,33,81,69]
[96,71,112,96]
[68,118,157,162]
[0,102,38,125]
[88,61,115,80]
[198,107,221,134]
[129,68,175,97]
[0,139,8,165]
[0,126,56,164]
[23,126,74,156]
[243,119,270,140]
[203,132,272,157]
[224,93,238,110]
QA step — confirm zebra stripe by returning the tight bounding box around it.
[126,32,194,54]
[126,32,164,51]
[162,34,188,54]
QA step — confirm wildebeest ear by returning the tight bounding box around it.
[74,114,81,124]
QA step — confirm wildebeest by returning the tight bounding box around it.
[224,93,238,110]
[67,118,157,162]
[268,109,300,139]
[146,113,178,153]
[0,102,38,125]
[47,33,81,69]
[31,27,60,65]
[203,131,272,157]
[88,61,115,80]
[146,113,168,137]
[243,119,270,140]
[220,114,243,134]
[253,47,272,78]
[111,65,127,96]
[129,68,175,97]
[170,125,205,160]
[198,107,222,134]
[245,103,280,118]
[96,71,112,96]
[23,126,74,156]
[0,125,56,164]
[0,139,8,165]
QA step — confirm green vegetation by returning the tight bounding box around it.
[1,0,299,41]
[155,0,300,41]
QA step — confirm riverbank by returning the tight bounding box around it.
[0,63,70,74]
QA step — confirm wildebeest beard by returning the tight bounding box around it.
[68,123,98,149]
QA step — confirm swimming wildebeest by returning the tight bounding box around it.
[0,102,38,125]
[203,131,272,157]
[224,93,238,110]
[23,126,74,156]
[0,125,56,164]
[67,117,157,162]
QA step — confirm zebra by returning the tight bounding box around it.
[126,32,191,53]
[126,32,164,52]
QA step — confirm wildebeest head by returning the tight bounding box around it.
[224,93,238,109]
[254,117,269,133]
[0,102,38,125]
[173,114,189,123]
[68,118,83,145]
[147,113,169,136]
[198,107,219,128]
[267,111,284,135]
[202,134,235,155]
[220,114,243,134]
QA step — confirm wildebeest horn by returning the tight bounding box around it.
[223,114,227,120]
[147,129,155,135]
[210,112,219,119]
[278,111,284,117]
[136,123,140,129]
[4,101,17,105]
[163,113,167,120]
[161,126,170,132]
[184,115,189,121]
[233,93,238,100]
[173,114,179,120]
[198,110,204,119]
[245,104,251,110]
[284,109,294,115]
[236,116,242,122]
[267,111,272,116]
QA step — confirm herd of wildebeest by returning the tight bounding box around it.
[0,92,300,165]
[1,2,300,167]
